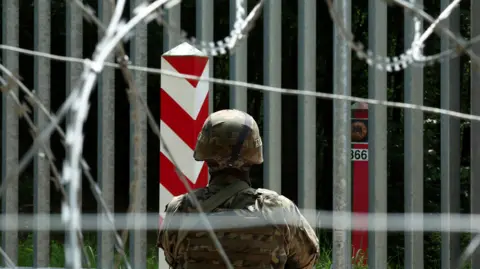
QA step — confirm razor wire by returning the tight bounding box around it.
[328,1,480,266]
[0,0,480,268]
[72,0,264,56]
[0,64,132,269]
[156,0,264,56]
[156,0,265,56]
[3,44,480,122]
[3,46,480,268]
[58,0,263,267]
[60,0,129,266]
[0,0,264,266]
[326,0,480,72]
[59,0,254,268]
[0,71,96,269]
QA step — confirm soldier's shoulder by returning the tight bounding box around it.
[164,188,208,213]
[164,194,185,213]
[255,188,296,208]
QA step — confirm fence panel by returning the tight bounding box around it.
[229,0,247,111]
[367,0,387,267]
[0,0,478,268]
[1,0,19,265]
[129,0,149,268]
[97,1,116,268]
[440,0,461,268]
[298,0,317,212]
[262,0,282,193]
[404,2,425,268]
[33,0,51,267]
[332,0,351,267]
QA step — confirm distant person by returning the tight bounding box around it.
[157,109,319,268]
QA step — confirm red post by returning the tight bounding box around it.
[351,102,369,264]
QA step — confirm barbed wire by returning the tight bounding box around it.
[0,77,37,269]
[326,0,480,72]
[67,0,250,268]
[0,0,237,267]
[0,74,96,269]
[1,26,479,269]
[0,64,131,269]
[6,36,480,264]
[411,0,460,60]
[68,0,163,267]
[154,0,265,56]
[59,0,131,265]
[60,0,249,268]
[73,0,264,56]
[2,44,480,122]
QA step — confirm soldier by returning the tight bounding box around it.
[157,109,319,269]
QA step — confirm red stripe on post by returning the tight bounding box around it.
[160,88,209,150]
[159,153,209,196]
[352,143,368,262]
[162,56,209,88]
[353,110,368,119]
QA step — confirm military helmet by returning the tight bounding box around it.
[193,109,263,171]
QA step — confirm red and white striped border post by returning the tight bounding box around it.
[351,102,369,264]
[158,42,210,268]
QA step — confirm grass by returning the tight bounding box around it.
[16,234,401,269]
[18,234,159,269]
[24,233,476,269]
[17,231,475,268]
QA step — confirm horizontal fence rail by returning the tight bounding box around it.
[0,211,478,232]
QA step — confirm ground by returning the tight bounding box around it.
[15,234,407,269]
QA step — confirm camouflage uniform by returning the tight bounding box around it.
[157,109,319,269]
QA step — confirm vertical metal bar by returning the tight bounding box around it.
[440,1,461,268]
[332,0,351,267]
[65,0,83,94]
[196,0,214,114]
[263,0,281,193]
[229,0,247,111]
[163,4,181,50]
[97,1,115,268]
[367,0,387,268]
[129,0,148,268]
[65,0,83,222]
[33,0,51,267]
[404,1,424,268]
[471,0,480,267]
[298,0,316,208]
[1,0,19,265]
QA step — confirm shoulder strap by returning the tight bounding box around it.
[175,180,250,254]
[200,180,251,212]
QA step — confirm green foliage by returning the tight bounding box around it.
[15,235,349,268]
[17,235,159,269]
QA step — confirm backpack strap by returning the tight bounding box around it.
[200,180,251,212]
[175,180,251,254]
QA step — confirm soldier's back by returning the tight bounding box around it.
[158,177,294,268]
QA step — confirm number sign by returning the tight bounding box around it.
[351,149,368,161]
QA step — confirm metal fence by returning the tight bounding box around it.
[0,0,479,269]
